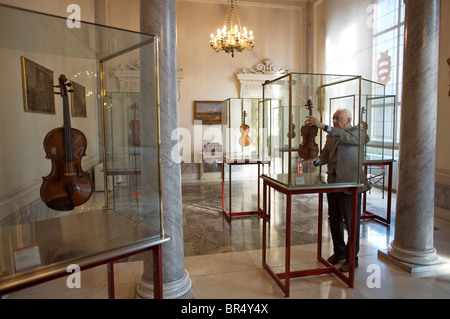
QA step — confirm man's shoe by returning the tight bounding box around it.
[327,253,346,265]
[338,259,359,272]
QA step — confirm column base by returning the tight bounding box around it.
[378,249,450,273]
[136,269,194,299]
[387,241,439,266]
[378,236,450,274]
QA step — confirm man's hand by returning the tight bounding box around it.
[301,157,317,165]
[305,116,326,130]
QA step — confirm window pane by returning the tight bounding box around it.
[374,0,399,33]
[372,0,405,148]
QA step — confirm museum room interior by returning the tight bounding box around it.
[0,0,449,301]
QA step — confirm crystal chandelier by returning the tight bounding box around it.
[210,0,254,58]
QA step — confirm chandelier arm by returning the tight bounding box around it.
[224,0,231,29]
[234,0,244,33]
[230,0,235,31]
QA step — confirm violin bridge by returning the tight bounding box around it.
[64,172,77,176]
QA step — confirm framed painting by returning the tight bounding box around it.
[21,56,55,114]
[70,81,87,117]
[194,101,222,125]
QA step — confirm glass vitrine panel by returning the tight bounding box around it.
[263,73,366,189]
[0,4,162,284]
[222,98,270,162]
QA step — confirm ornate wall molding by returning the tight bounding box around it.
[239,59,287,75]
[114,62,185,100]
[237,59,288,98]
[113,61,141,92]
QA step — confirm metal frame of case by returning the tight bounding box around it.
[263,73,395,188]
[260,72,395,294]
[221,98,269,162]
[263,73,364,187]
[0,4,166,298]
[221,98,270,220]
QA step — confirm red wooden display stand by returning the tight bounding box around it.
[222,158,270,221]
[261,175,360,297]
[0,212,169,299]
[362,159,394,225]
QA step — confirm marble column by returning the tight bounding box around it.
[387,0,440,265]
[136,0,192,298]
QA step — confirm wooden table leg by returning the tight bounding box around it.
[387,162,393,224]
[284,192,292,297]
[153,245,163,299]
[349,188,357,288]
[107,262,115,299]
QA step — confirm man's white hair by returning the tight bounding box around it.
[335,108,352,121]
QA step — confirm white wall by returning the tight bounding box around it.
[436,0,450,180]
[435,0,450,219]
[0,0,95,21]
[325,0,373,78]
[176,0,305,162]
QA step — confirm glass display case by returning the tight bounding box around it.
[359,80,396,224]
[330,78,396,162]
[263,73,367,188]
[221,98,271,219]
[221,98,270,162]
[103,92,146,218]
[0,4,165,295]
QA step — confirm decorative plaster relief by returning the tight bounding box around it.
[237,59,288,98]
[114,61,141,92]
[114,61,185,101]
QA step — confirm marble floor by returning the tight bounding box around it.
[5,178,450,299]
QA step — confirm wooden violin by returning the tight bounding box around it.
[361,106,370,144]
[239,111,251,147]
[298,99,319,160]
[128,104,141,146]
[40,74,93,211]
[287,116,296,139]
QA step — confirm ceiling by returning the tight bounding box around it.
[242,0,307,5]
[188,0,308,6]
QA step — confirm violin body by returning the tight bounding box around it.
[298,124,318,160]
[41,127,93,211]
[360,107,370,144]
[287,121,296,139]
[40,74,93,211]
[128,119,141,146]
[128,104,141,146]
[298,99,319,160]
[238,111,251,147]
[362,121,370,144]
[239,124,251,147]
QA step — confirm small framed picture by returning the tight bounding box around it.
[70,81,87,117]
[21,56,55,114]
[194,101,222,125]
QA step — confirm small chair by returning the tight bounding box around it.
[367,165,385,199]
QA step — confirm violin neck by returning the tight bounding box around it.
[62,95,74,162]
[307,100,313,141]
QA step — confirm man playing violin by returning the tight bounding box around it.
[302,109,369,272]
